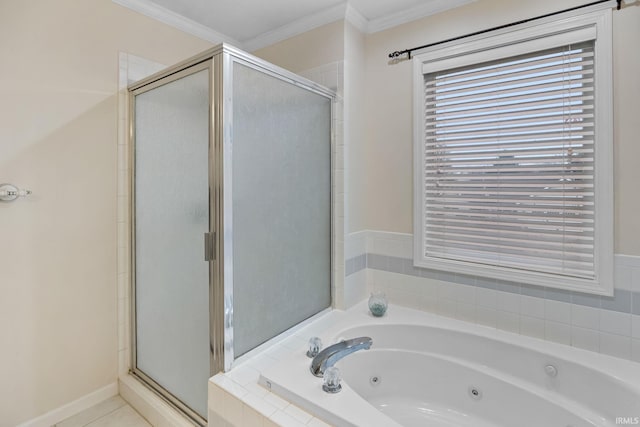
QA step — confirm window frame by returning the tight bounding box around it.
[412,6,613,295]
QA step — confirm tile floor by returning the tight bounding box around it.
[56,396,151,427]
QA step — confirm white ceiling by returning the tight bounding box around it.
[114,0,475,51]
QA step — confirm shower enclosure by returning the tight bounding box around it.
[128,44,334,425]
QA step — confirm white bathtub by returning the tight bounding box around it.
[259,303,640,427]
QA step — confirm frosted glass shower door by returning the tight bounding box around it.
[230,61,332,357]
[133,67,210,419]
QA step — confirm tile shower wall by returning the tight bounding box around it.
[345,230,640,363]
[299,61,346,310]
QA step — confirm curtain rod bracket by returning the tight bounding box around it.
[388,50,408,59]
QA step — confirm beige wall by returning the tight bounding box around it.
[249,0,640,254]
[0,1,211,425]
[611,4,640,255]
[360,0,640,255]
[1,0,637,424]
[255,21,371,235]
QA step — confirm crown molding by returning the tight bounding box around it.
[345,4,368,33]
[114,0,477,53]
[366,0,476,34]
[112,0,242,46]
[243,3,348,52]
[245,0,478,51]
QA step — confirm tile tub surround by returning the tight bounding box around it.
[211,302,640,427]
[298,61,347,310]
[344,231,640,363]
[208,314,341,427]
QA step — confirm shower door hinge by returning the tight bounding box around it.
[204,232,216,261]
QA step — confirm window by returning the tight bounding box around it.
[413,8,613,295]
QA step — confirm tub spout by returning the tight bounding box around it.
[310,336,372,377]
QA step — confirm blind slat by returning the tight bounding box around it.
[427,95,594,119]
[426,130,594,145]
[427,67,593,99]
[425,214,594,231]
[426,47,594,85]
[426,138,594,152]
[429,80,594,107]
[425,240,593,263]
[428,56,594,90]
[425,248,594,278]
[425,153,594,166]
[425,165,594,174]
[425,222,594,241]
[431,113,594,134]
[426,232,594,253]
[426,89,593,113]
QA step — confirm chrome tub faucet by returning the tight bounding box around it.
[310,336,373,377]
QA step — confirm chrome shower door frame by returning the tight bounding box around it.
[128,58,218,427]
[215,46,336,371]
[127,43,336,423]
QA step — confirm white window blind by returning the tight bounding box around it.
[423,41,596,280]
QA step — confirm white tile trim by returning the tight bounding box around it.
[15,383,118,427]
[616,254,640,268]
[346,229,369,241]
[119,376,195,427]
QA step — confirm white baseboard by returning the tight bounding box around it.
[16,383,118,427]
